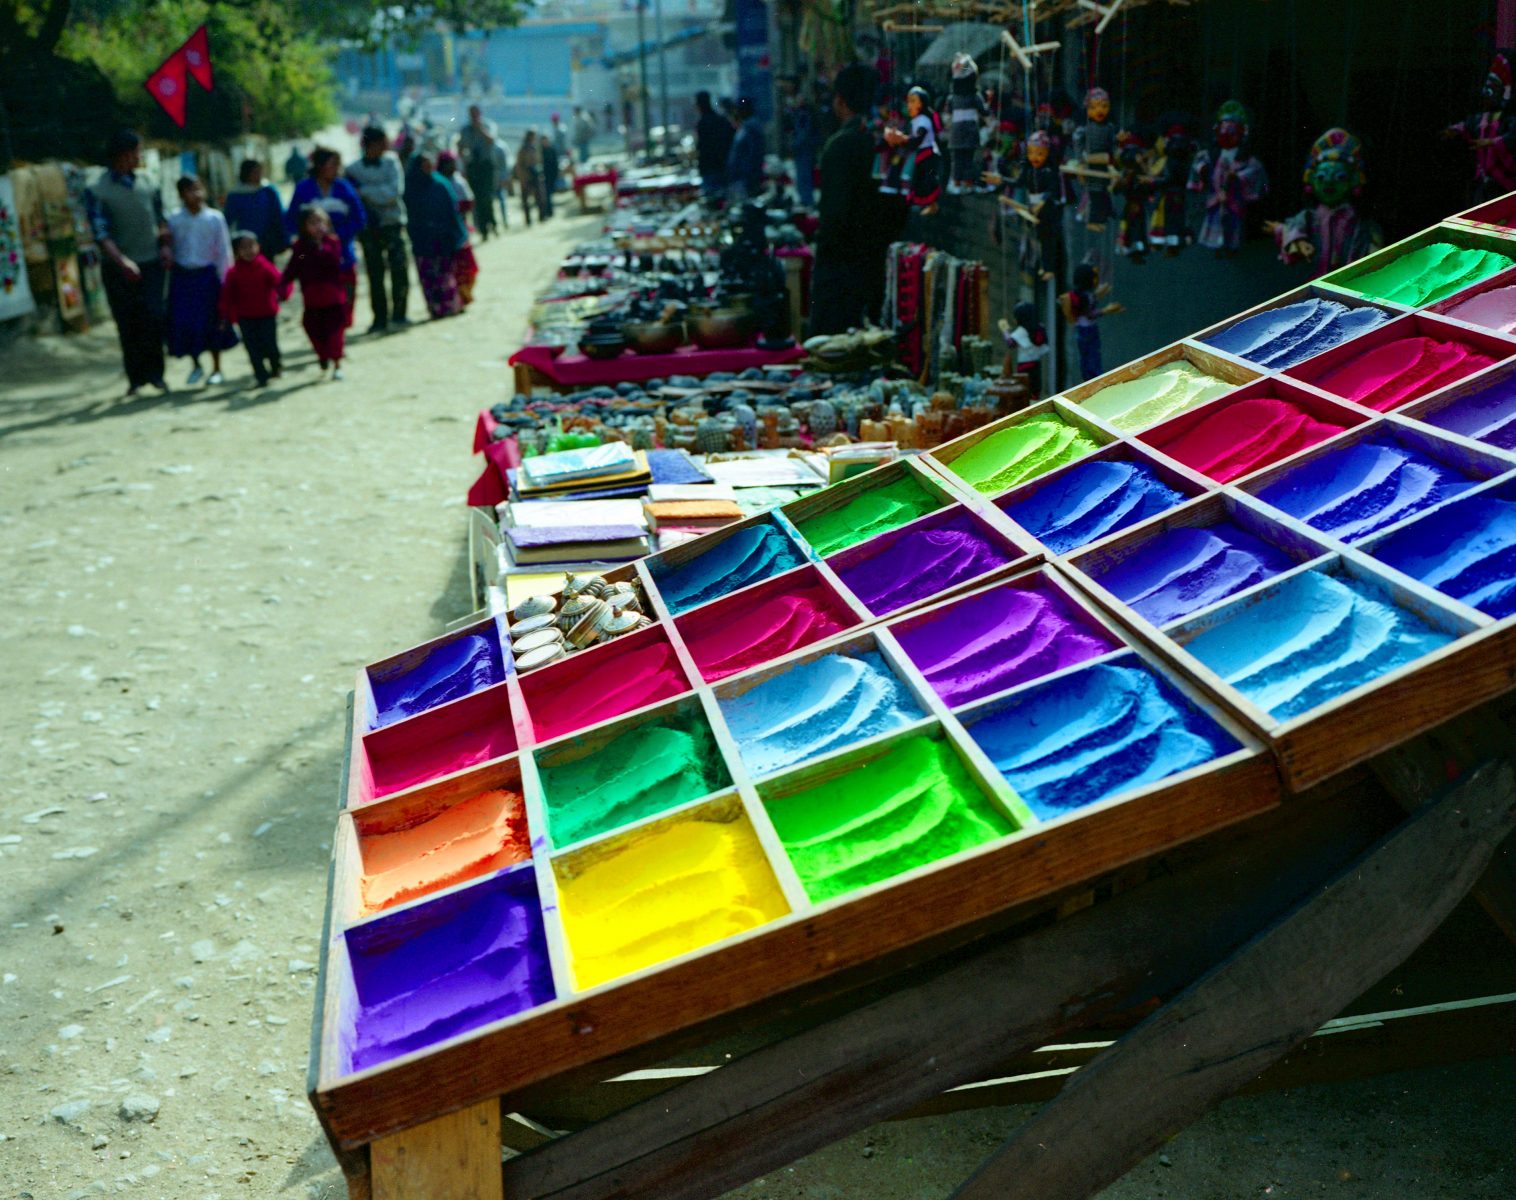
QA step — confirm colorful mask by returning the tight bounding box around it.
[1026,131,1050,168]
[1086,88,1111,123]
[1482,51,1514,111]
[1302,127,1366,208]
[1213,100,1249,150]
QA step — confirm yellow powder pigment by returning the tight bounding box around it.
[556,814,789,988]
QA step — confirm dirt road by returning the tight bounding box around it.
[0,206,1511,1200]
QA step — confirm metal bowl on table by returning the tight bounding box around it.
[578,336,628,361]
[690,308,758,350]
[622,320,687,355]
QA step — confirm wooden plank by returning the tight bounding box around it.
[497,781,1387,1200]
[949,761,1516,1200]
[370,1098,502,1200]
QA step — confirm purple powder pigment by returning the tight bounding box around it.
[1420,375,1516,451]
[835,512,1014,615]
[1094,523,1298,626]
[344,867,554,1072]
[370,632,505,729]
[893,582,1120,707]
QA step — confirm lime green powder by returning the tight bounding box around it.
[794,474,941,557]
[1341,241,1513,307]
[764,736,1014,902]
[541,721,729,847]
[949,414,1099,494]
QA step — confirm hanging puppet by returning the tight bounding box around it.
[1071,87,1116,231]
[1113,132,1153,265]
[999,301,1050,398]
[1148,118,1196,255]
[1266,128,1381,276]
[883,85,943,214]
[1188,100,1268,256]
[1443,50,1516,202]
[1010,130,1063,282]
[1060,261,1123,383]
[945,53,989,194]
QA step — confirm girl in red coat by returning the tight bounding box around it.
[281,207,349,378]
[219,231,292,386]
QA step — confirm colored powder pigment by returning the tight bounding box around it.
[1204,298,1391,369]
[557,816,788,988]
[793,474,941,556]
[1254,440,1475,543]
[1184,570,1453,721]
[679,581,854,682]
[1153,395,1350,484]
[1372,494,1516,619]
[720,651,924,778]
[764,735,1013,902]
[1081,362,1235,432]
[366,711,517,802]
[893,584,1119,707]
[346,873,553,1071]
[358,787,531,916]
[370,633,503,729]
[1000,460,1188,555]
[947,414,1100,495]
[1341,242,1513,307]
[1095,524,1297,627]
[523,638,690,744]
[1440,283,1516,334]
[656,523,806,615]
[1420,376,1516,451]
[539,719,729,848]
[1309,335,1497,411]
[967,662,1236,820]
[833,512,1012,615]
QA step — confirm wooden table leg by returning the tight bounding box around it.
[950,762,1516,1200]
[371,1098,502,1200]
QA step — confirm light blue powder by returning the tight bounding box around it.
[1184,570,1452,720]
[1000,460,1188,555]
[966,662,1235,820]
[1371,494,1516,619]
[719,651,924,778]
[656,522,806,614]
[1253,440,1475,543]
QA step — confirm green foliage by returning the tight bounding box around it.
[59,0,338,139]
[307,0,529,50]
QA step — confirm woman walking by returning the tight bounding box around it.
[165,176,237,386]
[222,159,288,262]
[513,131,543,226]
[282,207,350,379]
[436,152,480,306]
[286,147,365,328]
[405,151,468,319]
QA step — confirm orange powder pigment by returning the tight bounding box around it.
[358,788,531,915]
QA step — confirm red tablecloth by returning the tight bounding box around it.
[508,341,806,387]
[468,431,522,508]
[572,169,619,200]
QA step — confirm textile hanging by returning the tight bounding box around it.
[0,175,38,322]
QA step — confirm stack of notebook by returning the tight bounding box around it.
[500,497,650,565]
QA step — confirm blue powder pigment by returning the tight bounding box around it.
[656,523,806,614]
[966,662,1236,820]
[999,461,1189,555]
[719,651,924,778]
[1371,493,1516,618]
[1096,524,1298,626]
[1204,298,1391,369]
[370,632,504,728]
[1252,439,1475,543]
[1184,571,1453,720]
[1419,376,1516,451]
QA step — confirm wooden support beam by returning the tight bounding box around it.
[371,1098,501,1199]
[950,762,1516,1200]
[500,785,1397,1200]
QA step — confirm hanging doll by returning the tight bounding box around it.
[876,102,910,195]
[999,301,1050,398]
[1188,100,1268,256]
[1071,87,1116,230]
[1443,50,1516,202]
[945,53,989,194]
[1060,262,1123,383]
[1010,131,1063,282]
[1113,131,1153,265]
[1147,118,1196,255]
[903,84,944,214]
[1266,128,1381,276]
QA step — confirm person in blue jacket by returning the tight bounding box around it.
[222,159,287,262]
[286,146,365,328]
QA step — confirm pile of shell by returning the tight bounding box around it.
[507,573,653,671]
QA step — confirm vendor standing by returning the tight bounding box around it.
[86,129,169,395]
[458,106,500,240]
[808,65,888,335]
[695,91,733,196]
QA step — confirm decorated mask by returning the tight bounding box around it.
[1302,127,1365,208]
[1026,131,1050,168]
[1214,100,1249,150]
[1086,88,1110,123]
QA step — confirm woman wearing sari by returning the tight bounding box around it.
[404,150,468,319]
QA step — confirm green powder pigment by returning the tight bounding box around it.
[793,473,942,557]
[541,720,730,848]
[1341,241,1514,307]
[764,735,1014,902]
[948,414,1100,495]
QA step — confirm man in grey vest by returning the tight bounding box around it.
[86,130,170,394]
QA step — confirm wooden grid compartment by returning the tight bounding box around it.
[1058,337,1261,433]
[917,397,1117,502]
[1445,190,1516,233]
[1395,352,1516,460]
[1190,283,1404,372]
[357,612,512,733]
[1316,222,1516,310]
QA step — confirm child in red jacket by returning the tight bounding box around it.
[219,231,291,386]
[281,207,349,379]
